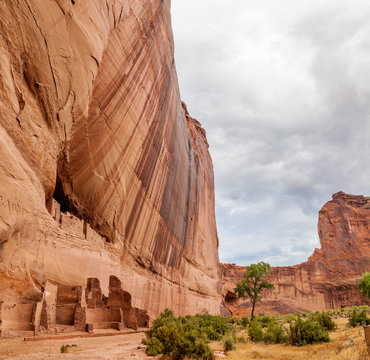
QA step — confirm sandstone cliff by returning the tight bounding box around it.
[222,192,370,316]
[0,0,220,336]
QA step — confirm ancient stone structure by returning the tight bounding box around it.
[0,265,149,337]
[0,0,221,337]
[222,192,370,316]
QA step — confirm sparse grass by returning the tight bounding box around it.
[222,317,369,360]
[223,336,236,352]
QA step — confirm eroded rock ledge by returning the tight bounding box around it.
[222,192,370,316]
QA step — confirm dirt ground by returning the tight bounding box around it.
[0,331,158,360]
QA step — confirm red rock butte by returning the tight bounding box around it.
[0,0,220,337]
[222,192,370,316]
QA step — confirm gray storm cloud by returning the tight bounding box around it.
[172,0,370,266]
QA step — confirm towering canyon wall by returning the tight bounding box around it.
[222,192,370,316]
[0,0,221,336]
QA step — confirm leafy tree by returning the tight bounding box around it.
[358,273,370,298]
[234,261,275,321]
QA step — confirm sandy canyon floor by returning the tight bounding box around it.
[0,330,158,360]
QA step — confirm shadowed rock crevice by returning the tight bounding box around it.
[52,174,70,213]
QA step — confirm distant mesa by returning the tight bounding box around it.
[221,192,370,316]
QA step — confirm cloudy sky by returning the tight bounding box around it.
[171,0,370,266]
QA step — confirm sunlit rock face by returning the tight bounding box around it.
[222,192,370,316]
[0,0,221,335]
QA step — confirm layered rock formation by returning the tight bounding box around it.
[0,0,220,336]
[222,192,370,316]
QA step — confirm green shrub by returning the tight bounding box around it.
[263,322,287,344]
[236,336,247,343]
[348,309,370,327]
[144,310,237,359]
[223,336,236,352]
[310,311,337,331]
[248,321,264,342]
[228,317,243,326]
[227,317,237,324]
[145,337,164,356]
[288,316,329,346]
[284,314,296,322]
[255,315,274,327]
[358,273,370,298]
[171,330,213,360]
[241,316,250,327]
[60,344,77,353]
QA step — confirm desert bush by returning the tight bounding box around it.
[347,308,370,327]
[241,316,250,327]
[144,310,235,359]
[310,311,337,331]
[358,273,370,298]
[235,318,243,326]
[171,330,213,360]
[60,344,77,354]
[236,335,247,343]
[248,321,264,342]
[145,336,164,356]
[255,315,274,327]
[263,321,287,344]
[227,316,242,326]
[288,316,329,346]
[246,313,332,346]
[284,313,297,322]
[223,336,236,352]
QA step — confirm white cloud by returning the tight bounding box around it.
[172,0,370,266]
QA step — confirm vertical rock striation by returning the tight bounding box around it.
[0,0,220,336]
[222,192,370,316]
